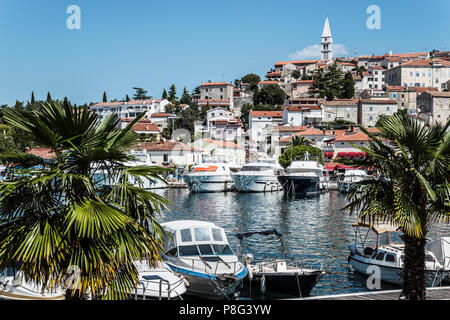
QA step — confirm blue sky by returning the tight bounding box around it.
[0,0,449,105]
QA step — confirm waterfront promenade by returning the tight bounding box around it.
[292,286,450,300]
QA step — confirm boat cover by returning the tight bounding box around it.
[236,229,283,240]
[425,237,450,269]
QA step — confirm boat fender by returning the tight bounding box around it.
[181,276,190,287]
[260,275,266,293]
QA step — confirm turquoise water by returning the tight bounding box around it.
[153,188,450,298]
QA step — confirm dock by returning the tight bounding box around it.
[289,286,450,300]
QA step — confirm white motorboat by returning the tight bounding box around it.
[161,220,247,299]
[278,153,327,195]
[232,159,284,193]
[0,268,65,300]
[425,237,450,283]
[348,221,450,287]
[236,230,325,298]
[184,162,234,193]
[93,151,168,189]
[338,169,369,193]
[129,261,188,300]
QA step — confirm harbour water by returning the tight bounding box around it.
[154,188,450,299]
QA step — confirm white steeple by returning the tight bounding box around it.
[321,17,333,62]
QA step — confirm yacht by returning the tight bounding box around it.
[278,153,327,195]
[184,162,234,193]
[236,230,325,298]
[232,159,284,193]
[0,268,65,300]
[130,261,188,300]
[348,221,450,287]
[160,220,247,299]
[93,151,168,189]
[338,169,369,193]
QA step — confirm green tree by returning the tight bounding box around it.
[180,87,191,105]
[103,91,107,102]
[31,91,35,105]
[342,72,355,98]
[46,92,52,103]
[0,101,172,299]
[162,89,168,100]
[291,70,301,80]
[168,84,177,104]
[291,135,310,147]
[309,62,345,100]
[132,87,151,100]
[278,145,322,169]
[256,84,285,106]
[343,113,450,300]
[241,74,261,91]
[125,94,130,102]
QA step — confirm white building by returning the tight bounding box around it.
[320,99,359,124]
[282,105,322,126]
[358,99,398,127]
[131,141,203,166]
[206,107,234,131]
[90,99,170,121]
[416,91,450,125]
[249,110,283,143]
[385,58,450,91]
[191,139,246,166]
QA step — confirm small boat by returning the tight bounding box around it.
[278,153,327,196]
[425,237,450,283]
[130,261,188,300]
[232,158,284,193]
[235,230,325,298]
[348,221,450,287]
[184,162,234,193]
[338,169,369,193]
[161,220,247,299]
[0,268,65,300]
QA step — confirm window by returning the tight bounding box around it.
[198,244,214,255]
[212,228,223,241]
[375,252,386,261]
[178,245,200,256]
[165,247,177,256]
[163,154,168,162]
[194,228,211,241]
[180,229,192,242]
[387,107,390,111]
[369,116,373,121]
[385,254,396,263]
[393,93,397,98]
[369,107,373,111]
[213,244,233,255]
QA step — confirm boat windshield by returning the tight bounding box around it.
[389,231,404,244]
[133,154,148,162]
[241,166,271,172]
[178,245,200,256]
[212,244,234,255]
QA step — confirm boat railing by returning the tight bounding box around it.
[133,278,184,300]
[176,256,241,275]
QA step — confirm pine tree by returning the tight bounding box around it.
[168,84,177,104]
[180,87,191,105]
[162,89,168,100]
[103,91,107,102]
[125,94,130,102]
[309,62,345,100]
[343,72,355,99]
[31,91,35,105]
[46,92,52,102]
[132,87,150,100]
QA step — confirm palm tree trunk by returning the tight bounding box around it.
[401,234,426,300]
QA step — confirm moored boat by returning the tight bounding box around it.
[338,169,369,193]
[160,220,247,299]
[184,163,234,193]
[348,221,450,287]
[232,159,284,193]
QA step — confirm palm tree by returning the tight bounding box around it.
[343,112,450,300]
[291,135,310,147]
[0,101,172,299]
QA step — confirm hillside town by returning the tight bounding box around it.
[21,17,450,171]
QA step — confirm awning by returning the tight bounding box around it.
[337,152,347,158]
[324,152,334,158]
[325,164,336,170]
[347,152,357,158]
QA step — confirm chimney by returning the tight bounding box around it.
[389,50,392,57]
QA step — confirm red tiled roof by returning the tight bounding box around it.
[132,122,160,132]
[360,99,398,105]
[423,91,450,97]
[201,82,231,86]
[251,111,283,118]
[273,125,309,132]
[292,80,314,85]
[320,99,359,106]
[137,141,200,152]
[335,131,371,142]
[203,139,244,149]
[27,147,56,160]
[275,60,319,66]
[400,58,450,67]
[151,113,169,118]
[285,105,322,111]
[258,81,279,85]
[391,52,429,58]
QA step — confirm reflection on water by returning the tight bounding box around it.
[154,188,450,298]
